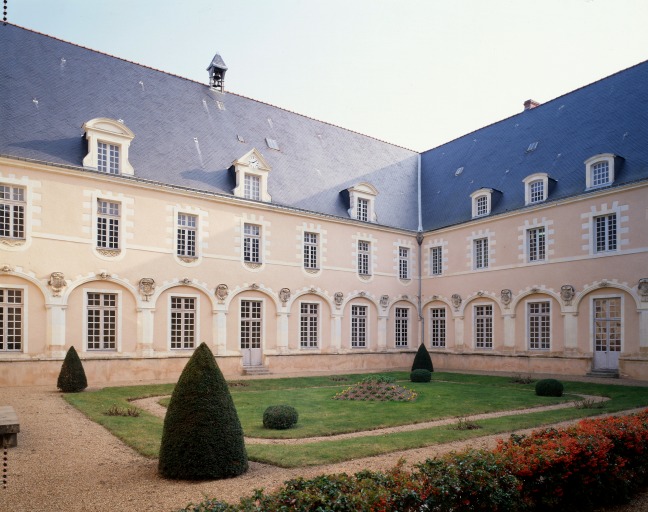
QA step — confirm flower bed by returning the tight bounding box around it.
[333,377,417,402]
[183,409,648,511]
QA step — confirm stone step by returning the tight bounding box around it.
[242,366,270,376]
[586,369,620,379]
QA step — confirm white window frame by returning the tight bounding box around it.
[347,183,378,222]
[0,185,26,241]
[590,295,623,355]
[176,213,198,259]
[430,307,446,348]
[350,304,368,348]
[585,154,616,190]
[357,240,371,276]
[523,173,549,205]
[470,188,493,218]
[594,213,617,253]
[430,246,443,276]
[303,232,319,270]
[84,290,121,352]
[398,247,409,280]
[474,304,493,350]
[244,174,261,200]
[299,301,320,349]
[96,199,121,251]
[527,300,551,350]
[82,118,135,175]
[0,286,26,353]
[243,223,261,264]
[473,237,489,269]
[169,294,199,350]
[232,149,272,202]
[97,141,120,174]
[527,226,546,263]
[240,298,263,350]
[394,307,409,347]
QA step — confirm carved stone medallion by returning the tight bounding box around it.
[451,293,462,310]
[49,272,66,297]
[334,292,344,307]
[215,283,229,302]
[638,278,648,302]
[139,278,155,301]
[560,285,575,306]
[279,287,291,304]
[500,289,512,308]
[380,295,389,308]
[180,278,191,285]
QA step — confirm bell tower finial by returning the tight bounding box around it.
[207,53,228,92]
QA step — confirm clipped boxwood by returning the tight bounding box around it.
[411,343,434,372]
[57,346,88,392]
[535,378,564,397]
[263,405,298,430]
[410,369,432,383]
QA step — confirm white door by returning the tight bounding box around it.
[593,298,621,371]
[240,300,263,366]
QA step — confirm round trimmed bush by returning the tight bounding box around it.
[57,346,88,392]
[263,405,298,430]
[535,378,564,397]
[411,343,434,372]
[410,369,432,383]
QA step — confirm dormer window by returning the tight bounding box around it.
[82,118,135,175]
[347,183,378,222]
[585,153,618,190]
[470,188,493,218]
[233,149,271,202]
[523,173,549,205]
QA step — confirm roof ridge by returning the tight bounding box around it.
[4,22,417,154]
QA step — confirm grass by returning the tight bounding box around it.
[62,372,648,467]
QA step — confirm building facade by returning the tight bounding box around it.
[1,23,646,385]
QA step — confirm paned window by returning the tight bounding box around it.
[177,213,197,258]
[595,214,617,252]
[243,223,261,263]
[528,302,550,350]
[351,305,367,348]
[0,289,23,351]
[527,227,546,262]
[300,303,319,348]
[170,297,196,349]
[0,185,25,240]
[476,195,488,216]
[357,198,369,222]
[87,292,117,350]
[97,200,120,249]
[97,142,120,174]
[474,238,489,269]
[244,174,261,200]
[594,298,621,353]
[240,300,262,349]
[430,246,442,276]
[474,304,493,349]
[358,240,370,276]
[395,307,409,347]
[591,161,610,187]
[399,247,409,279]
[303,232,318,270]
[430,308,446,348]
[529,180,545,203]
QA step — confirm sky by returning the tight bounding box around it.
[8,0,648,151]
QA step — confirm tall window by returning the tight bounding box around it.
[0,289,23,351]
[474,304,493,349]
[474,238,489,269]
[303,232,318,270]
[358,240,370,276]
[177,213,197,258]
[594,214,617,252]
[594,297,621,354]
[240,300,262,349]
[351,305,367,348]
[430,246,442,276]
[97,142,120,174]
[244,174,261,200]
[476,195,489,217]
[527,227,546,262]
[591,161,610,187]
[399,247,409,279]
[0,185,25,240]
[528,302,550,350]
[395,307,409,347]
[357,198,369,222]
[97,200,120,249]
[87,292,117,350]
[243,223,261,263]
[170,297,196,349]
[430,307,446,348]
[300,303,319,348]
[529,180,545,203]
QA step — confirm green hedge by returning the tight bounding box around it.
[535,378,564,397]
[410,369,432,382]
[182,409,648,511]
[411,343,434,372]
[57,346,88,392]
[263,405,298,430]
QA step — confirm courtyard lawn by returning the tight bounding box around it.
[62,372,648,466]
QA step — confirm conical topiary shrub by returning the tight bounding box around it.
[411,343,434,372]
[158,342,248,480]
[57,346,88,392]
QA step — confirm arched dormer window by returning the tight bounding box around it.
[347,183,378,222]
[232,149,272,202]
[585,153,619,190]
[82,118,135,175]
[470,188,493,218]
[523,173,549,205]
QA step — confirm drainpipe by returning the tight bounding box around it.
[417,153,424,346]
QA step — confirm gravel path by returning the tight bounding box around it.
[1,383,647,512]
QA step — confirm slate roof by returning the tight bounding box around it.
[0,24,420,230]
[420,59,648,231]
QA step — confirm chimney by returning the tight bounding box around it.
[524,99,540,111]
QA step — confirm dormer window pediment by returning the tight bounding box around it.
[232,148,272,202]
[585,153,621,190]
[346,182,378,222]
[82,118,135,175]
